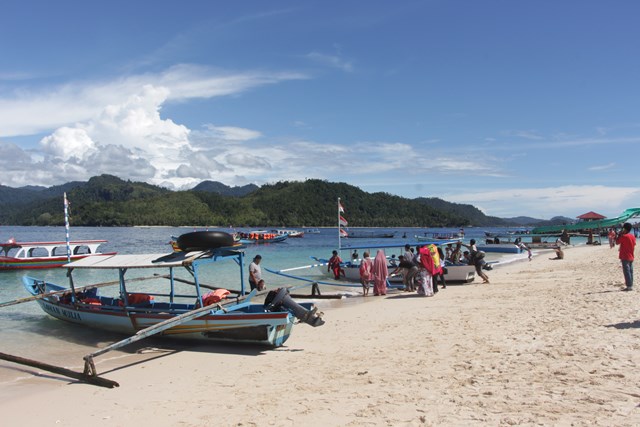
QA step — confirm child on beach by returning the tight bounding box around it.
[518,242,533,261]
[359,251,373,296]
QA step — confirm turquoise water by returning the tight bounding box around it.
[0,225,578,386]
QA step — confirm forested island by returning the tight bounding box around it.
[0,175,570,227]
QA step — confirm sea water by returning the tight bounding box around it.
[0,225,572,387]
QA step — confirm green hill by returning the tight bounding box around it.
[0,175,500,227]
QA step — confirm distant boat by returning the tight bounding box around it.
[272,229,304,238]
[234,231,288,244]
[0,239,114,270]
[344,230,396,239]
[304,228,321,234]
[415,232,462,241]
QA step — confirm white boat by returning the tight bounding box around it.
[0,238,115,270]
[272,229,304,238]
[310,241,476,284]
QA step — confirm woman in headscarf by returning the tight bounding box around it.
[372,249,389,296]
[416,246,435,297]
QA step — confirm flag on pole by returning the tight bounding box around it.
[339,215,348,226]
[340,228,348,237]
[338,201,345,213]
[63,192,71,262]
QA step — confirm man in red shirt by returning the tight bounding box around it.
[616,222,636,291]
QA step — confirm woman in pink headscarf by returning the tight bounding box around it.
[416,246,435,297]
[372,249,389,296]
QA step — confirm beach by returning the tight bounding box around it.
[1,243,638,426]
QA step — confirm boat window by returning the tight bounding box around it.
[52,246,69,256]
[27,247,49,258]
[73,245,91,255]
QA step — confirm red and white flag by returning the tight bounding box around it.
[338,201,345,213]
[339,228,349,237]
[339,215,348,226]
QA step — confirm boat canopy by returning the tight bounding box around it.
[64,246,244,269]
[531,207,640,234]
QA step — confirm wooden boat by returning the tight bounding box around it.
[0,239,115,270]
[22,232,323,352]
[235,231,288,244]
[343,230,396,239]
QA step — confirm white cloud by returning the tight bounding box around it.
[202,124,262,142]
[0,64,308,137]
[306,51,354,72]
[588,162,615,171]
[445,185,640,218]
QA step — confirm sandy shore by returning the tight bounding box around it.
[1,244,639,426]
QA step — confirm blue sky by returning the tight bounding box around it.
[1,0,639,219]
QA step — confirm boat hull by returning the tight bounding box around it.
[317,260,476,284]
[476,243,521,254]
[24,279,297,347]
[0,253,115,270]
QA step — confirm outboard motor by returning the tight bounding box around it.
[264,288,325,327]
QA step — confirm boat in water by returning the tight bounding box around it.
[0,238,115,270]
[234,230,288,244]
[272,229,304,238]
[343,230,396,239]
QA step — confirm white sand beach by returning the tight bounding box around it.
[1,244,638,426]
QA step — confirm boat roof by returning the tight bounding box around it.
[64,246,244,269]
[339,239,459,251]
[0,239,107,248]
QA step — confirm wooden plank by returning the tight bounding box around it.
[0,352,118,388]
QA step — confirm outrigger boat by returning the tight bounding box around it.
[11,231,323,386]
[0,238,114,270]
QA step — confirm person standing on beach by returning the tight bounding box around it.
[359,251,373,296]
[328,250,345,280]
[616,222,636,291]
[608,228,617,249]
[372,250,389,296]
[416,246,435,296]
[249,255,265,290]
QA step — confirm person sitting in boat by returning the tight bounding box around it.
[249,255,265,290]
[449,243,462,264]
[328,250,345,280]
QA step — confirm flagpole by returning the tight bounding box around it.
[338,197,341,250]
[63,192,71,263]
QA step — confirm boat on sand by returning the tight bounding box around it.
[15,231,323,386]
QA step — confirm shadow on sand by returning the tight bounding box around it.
[605,320,640,330]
